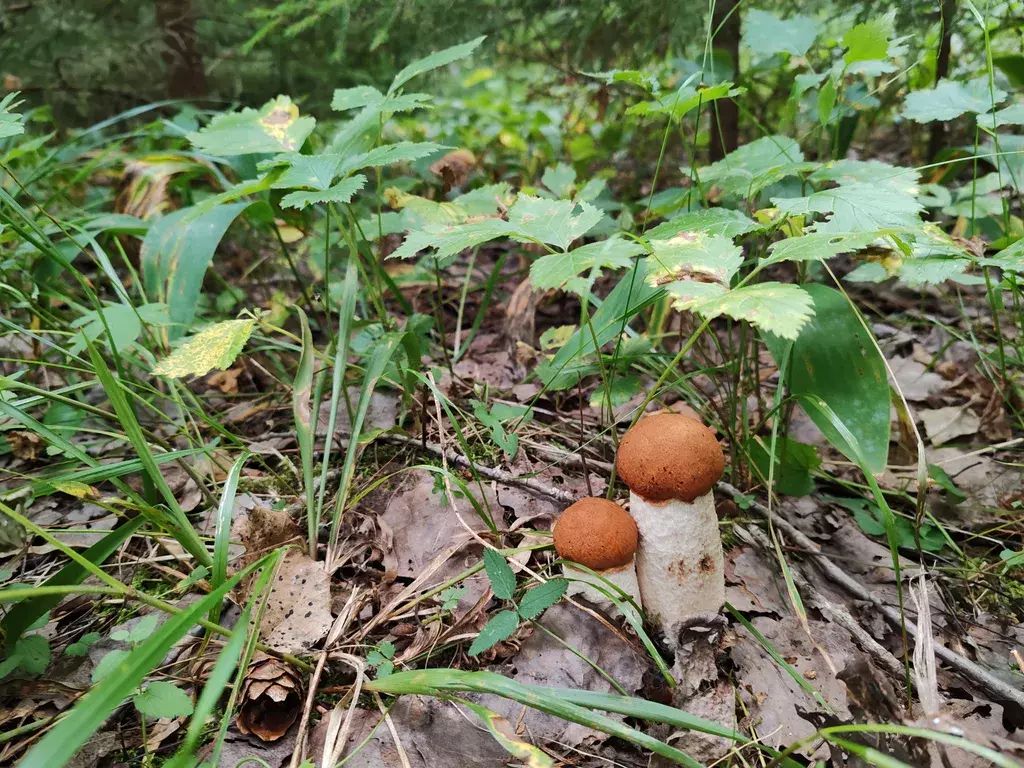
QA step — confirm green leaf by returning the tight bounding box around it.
[904,79,1007,123]
[23,553,277,768]
[129,615,160,644]
[843,15,892,64]
[483,548,516,601]
[152,319,256,378]
[694,136,807,198]
[440,586,466,611]
[141,200,255,338]
[762,284,890,474]
[644,208,762,240]
[389,36,486,94]
[68,303,142,356]
[65,632,101,657]
[647,232,743,286]
[391,218,516,260]
[92,648,130,682]
[280,175,367,210]
[517,580,568,619]
[338,142,447,175]
[585,69,660,92]
[468,610,520,656]
[979,103,1024,129]
[272,154,343,191]
[460,700,556,767]
[331,86,386,111]
[3,634,50,676]
[2,517,145,646]
[680,282,815,341]
[743,10,818,58]
[928,464,966,503]
[772,183,923,234]
[509,196,603,250]
[747,437,820,497]
[0,92,26,139]
[531,238,643,293]
[541,164,577,198]
[627,82,743,121]
[473,401,519,457]
[134,681,194,719]
[188,96,315,156]
[817,79,837,126]
[765,231,895,265]
[808,159,920,194]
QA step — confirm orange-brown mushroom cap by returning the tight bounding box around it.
[553,497,638,571]
[615,413,724,503]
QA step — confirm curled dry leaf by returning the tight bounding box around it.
[237,653,303,742]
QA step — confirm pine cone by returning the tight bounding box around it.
[236,653,303,741]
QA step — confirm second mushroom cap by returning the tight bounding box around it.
[553,497,638,571]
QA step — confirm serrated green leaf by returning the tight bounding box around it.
[134,681,194,719]
[389,36,486,94]
[744,10,818,59]
[843,15,892,64]
[531,238,643,293]
[152,319,256,378]
[390,219,516,260]
[517,579,568,619]
[482,548,516,600]
[979,103,1024,129]
[647,232,743,285]
[904,78,1007,123]
[645,208,762,240]
[338,142,447,175]
[693,136,807,198]
[678,282,815,340]
[627,82,743,121]
[331,85,386,111]
[541,163,577,198]
[510,196,603,250]
[747,437,820,497]
[0,92,26,139]
[584,69,660,92]
[68,303,141,356]
[472,401,519,457]
[772,183,924,234]
[809,159,920,194]
[6,634,50,676]
[188,96,315,156]
[272,154,343,191]
[468,610,520,656]
[765,231,894,264]
[280,175,367,210]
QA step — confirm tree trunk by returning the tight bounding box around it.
[709,0,740,162]
[927,0,957,160]
[155,0,206,99]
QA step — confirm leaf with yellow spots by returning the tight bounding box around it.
[188,96,316,156]
[50,481,99,499]
[152,319,256,378]
[460,700,555,767]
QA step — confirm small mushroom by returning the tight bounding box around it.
[615,412,725,648]
[553,497,641,616]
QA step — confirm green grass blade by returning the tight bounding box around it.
[210,452,247,622]
[17,552,275,768]
[85,338,211,566]
[292,307,317,558]
[0,516,145,645]
[21,448,205,499]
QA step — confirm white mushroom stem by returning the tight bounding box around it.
[563,561,642,620]
[631,490,724,649]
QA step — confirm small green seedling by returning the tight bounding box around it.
[367,640,396,678]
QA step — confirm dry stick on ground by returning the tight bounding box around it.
[385,436,1024,711]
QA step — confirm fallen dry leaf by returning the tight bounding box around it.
[920,405,980,446]
[258,551,333,653]
[889,356,947,402]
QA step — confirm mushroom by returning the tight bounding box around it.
[553,497,641,616]
[615,412,725,648]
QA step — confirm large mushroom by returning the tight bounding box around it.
[615,412,725,648]
[553,497,642,617]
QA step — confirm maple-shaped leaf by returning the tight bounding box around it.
[541,163,577,199]
[904,78,1007,123]
[843,13,893,65]
[331,86,386,111]
[531,237,643,293]
[338,141,448,175]
[694,136,809,198]
[189,96,315,156]
[280,175,366,210]
[585,69,660,93]
[152,319,256,378]
[645,207,762,240]
[765,231,897,264]
[509,196,603,250]
[743,10,818,59]
[677,282,815,340]
[646,232,743,286]
[388,36,485,94]
[898,257,972,286]
[982,236,1024,273]
[772,182,923,234]
[808,159,920,194]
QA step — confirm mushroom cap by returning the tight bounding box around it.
[553,497,638,571]
[615,413,724,503]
